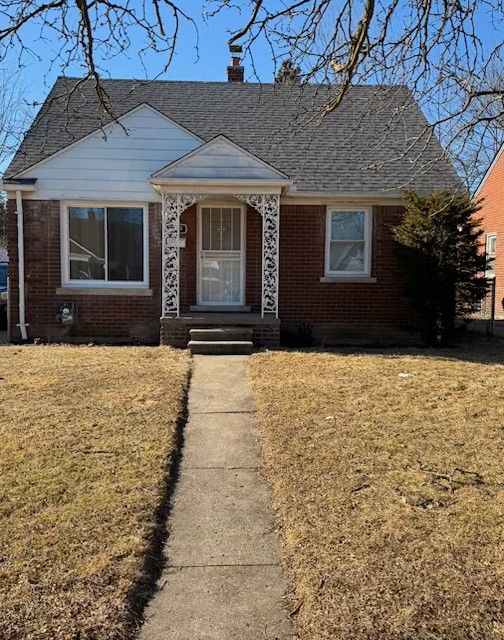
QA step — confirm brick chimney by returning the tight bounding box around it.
[227,44,244,82]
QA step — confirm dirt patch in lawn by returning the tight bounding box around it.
[0,345,189,640]
[249,345,504,640]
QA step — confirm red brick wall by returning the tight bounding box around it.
[7,200,409,343]
[7,200,162,342]
[278,204,410,337]
[477,150,504,319]
[180,205,197,311]
[245,207,262,313]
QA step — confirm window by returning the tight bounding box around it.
[0,263,7,290]
[325,207,372,276]
[63,204,148,287]
[486,233,496,274]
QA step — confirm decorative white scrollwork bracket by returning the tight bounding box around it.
[234,193,280,317]
[161,193,206,316]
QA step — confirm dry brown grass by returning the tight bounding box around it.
[0,345,189,640]
[249,345,504,640]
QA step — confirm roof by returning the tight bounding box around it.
[5,77,460,193]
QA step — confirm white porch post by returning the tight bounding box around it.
[161,193,206,317]
[235,194,280,317]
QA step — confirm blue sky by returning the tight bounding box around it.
[14,3,276,108]
[3,0,503,183]
[2,2,277,173]
[8,1,502,110]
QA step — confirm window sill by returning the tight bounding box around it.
[320,276,377,283]
[56,287,153,297]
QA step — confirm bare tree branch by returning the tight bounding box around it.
[0,1,199,117]
[1,1,504,186]
[0,67,30,171]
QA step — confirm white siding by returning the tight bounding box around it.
[21,105,203,201]
[156,138,285,180]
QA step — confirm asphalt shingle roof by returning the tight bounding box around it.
[5,77,459,193]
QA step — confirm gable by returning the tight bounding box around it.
[18,104,203,201]
[475,143,504,198]
[152,136,289,182]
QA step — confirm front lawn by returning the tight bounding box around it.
[249,346,504,640]
[0,345,189,640]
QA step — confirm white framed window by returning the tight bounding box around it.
[485,233,496,274]
[61,202,149,288]
[325,206,372,276]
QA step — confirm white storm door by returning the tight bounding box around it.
[198,206,245,305]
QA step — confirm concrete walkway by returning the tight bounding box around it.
[140,355,293,640]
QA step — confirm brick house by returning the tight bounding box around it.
[1,59,459,349]
[475,146,504,320]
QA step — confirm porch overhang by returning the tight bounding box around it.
[150,177,293,196]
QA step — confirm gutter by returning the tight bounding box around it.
[0,178,37,192]
[1,178,36,341]
[15,191,28,341]
[281,189,406,202]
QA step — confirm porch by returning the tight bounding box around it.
[150,136,292,349]
[155,191,283,350]
[160,313,281,349]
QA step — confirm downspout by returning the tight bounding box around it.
[15,190,28,341]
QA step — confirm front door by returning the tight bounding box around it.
[198,205,245,306]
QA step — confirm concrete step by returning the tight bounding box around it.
[188,340,254,355]
[189,327,253,342]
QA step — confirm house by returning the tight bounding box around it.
[475,146,504,320]
[1,51,459,349]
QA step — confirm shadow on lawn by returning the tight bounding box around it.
[124,368,191,637]
[289,337,504,366]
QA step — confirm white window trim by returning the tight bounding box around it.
[61,201,149,289]
[325,205,373,277]
[485,232,497,275]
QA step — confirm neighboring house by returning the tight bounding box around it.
[1,52,459,347]
[475,146,504,320]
